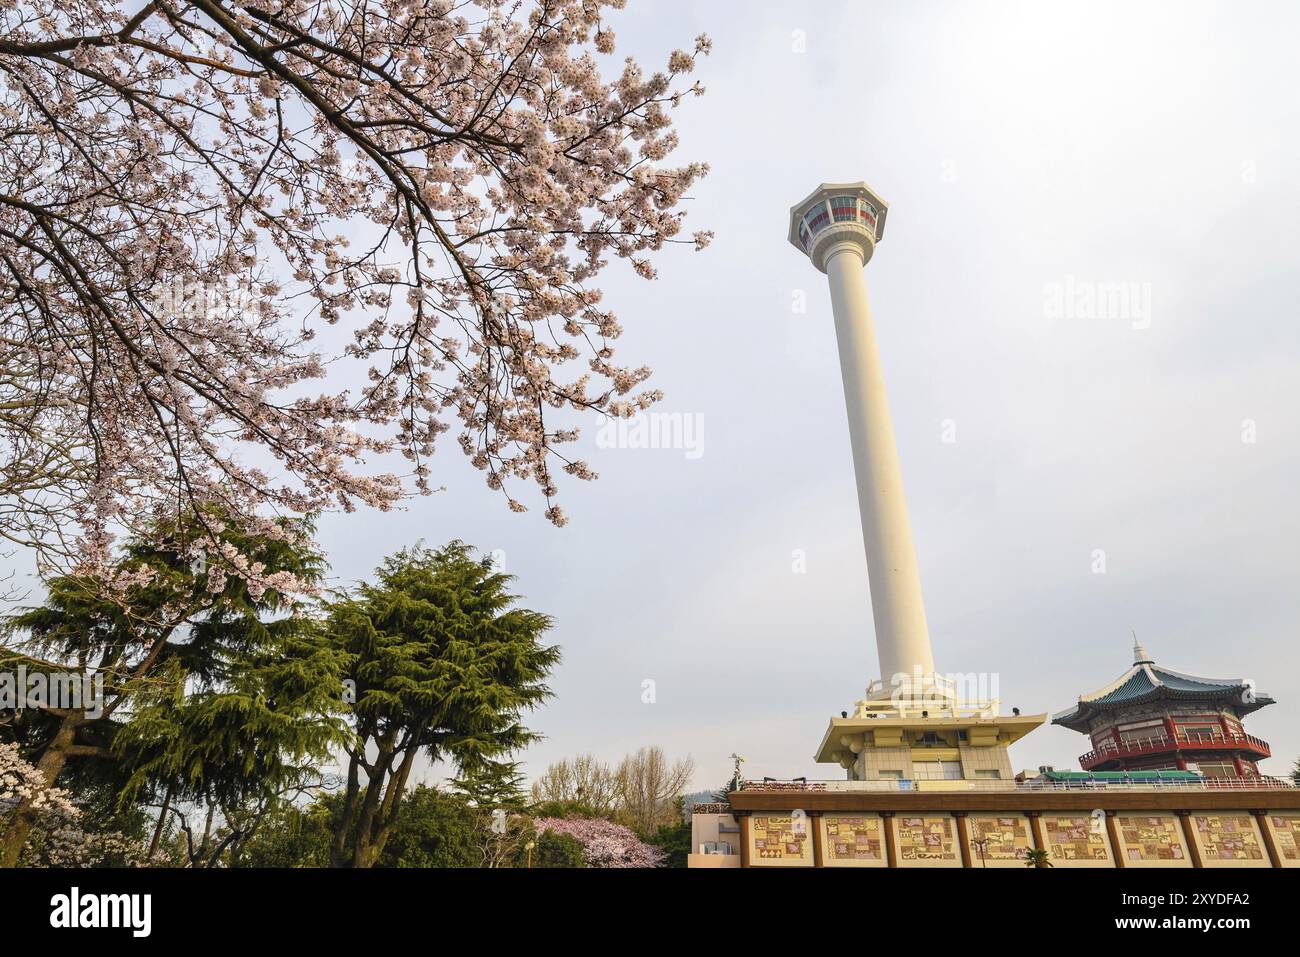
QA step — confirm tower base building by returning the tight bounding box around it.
[814,677,1044,786]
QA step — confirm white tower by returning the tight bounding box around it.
[788,183,935,695]
[793,184,1044,780]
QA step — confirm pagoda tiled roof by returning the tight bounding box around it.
[1052,643,1274,732]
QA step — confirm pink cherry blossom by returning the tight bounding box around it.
[0,1,710,590]
[533,815,666,867]
[0,742,151,866]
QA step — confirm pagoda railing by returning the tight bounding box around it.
[1079,730,1271,769]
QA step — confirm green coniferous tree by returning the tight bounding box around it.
[320,542,559,868]
[0,512,346,867]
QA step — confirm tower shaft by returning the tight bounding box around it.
[824,241,934,686]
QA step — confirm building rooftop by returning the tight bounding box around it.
[1052,641,1274,732]
[814,711,1046,764]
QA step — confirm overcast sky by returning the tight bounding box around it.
[318,0,1300,790]
[14,0,1298,792]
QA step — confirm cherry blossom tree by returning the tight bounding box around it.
[0,0,710,584]
[532,814,664,867]
[0,741,151,865]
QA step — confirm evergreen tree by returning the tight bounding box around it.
[0,512,345,867]
[518,827,587,868]
[644,795,692,866]
[453,761,528,812]
[320,542,559,867]
[646,819,692,868]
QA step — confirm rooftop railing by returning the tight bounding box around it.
[853,674,1001,720]
[737,776,1295,794]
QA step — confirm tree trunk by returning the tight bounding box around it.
[194,799,216,866]
[330,753,363,868]
[148,782,175,861]
[349,759,389,868]
[0,713,81,867]
[365,747,417,865]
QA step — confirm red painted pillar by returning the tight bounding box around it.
[1160,717,1180,773]
[1162,716,1178,746]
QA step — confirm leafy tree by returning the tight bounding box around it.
[531,746,696,833]
[0,513,341,867]
[519,828,587,869]
[320,542,559,867]
[373,786,481,869]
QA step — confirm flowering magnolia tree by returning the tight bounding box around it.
[0,0,710,585]
[533,815,664,867]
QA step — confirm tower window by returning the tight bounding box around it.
[801,204,831,240]
[830,196,858,222]
[858,202,878,231]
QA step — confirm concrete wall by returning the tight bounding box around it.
[855,745,912,780]
[688,810,741,866]
[711,788,1300,869]
[959,743,1013,780]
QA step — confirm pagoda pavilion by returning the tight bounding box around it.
[1052,641,1276,780]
